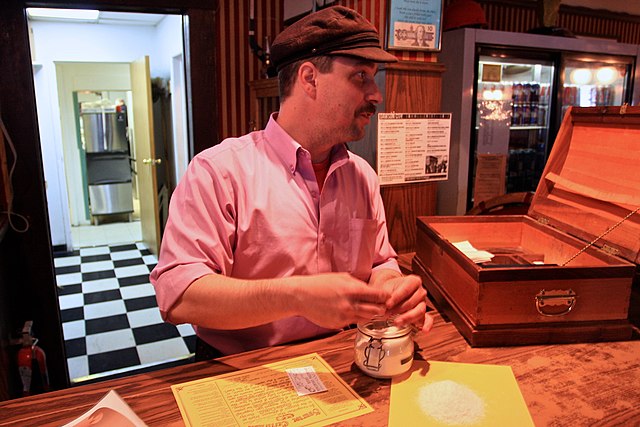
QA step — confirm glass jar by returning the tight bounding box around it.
[354,317,414,379]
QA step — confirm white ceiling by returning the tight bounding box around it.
[27,9,167,26]
[95,12,166,26]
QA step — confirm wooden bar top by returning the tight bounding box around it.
[1,312,639,426]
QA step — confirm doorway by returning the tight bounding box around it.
[0,0,218,393]
[29,9,195,383]
[30,11,189,253]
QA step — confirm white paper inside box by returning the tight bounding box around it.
[413,106,640,346]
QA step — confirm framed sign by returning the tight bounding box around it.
[386,0,443,52]
[481,63,502,82]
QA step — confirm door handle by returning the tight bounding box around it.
[142,158,162,165]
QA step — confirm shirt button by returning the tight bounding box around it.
[311,191,318,198]
[320,234,326,244]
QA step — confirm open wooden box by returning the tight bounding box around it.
[413,106,640,346]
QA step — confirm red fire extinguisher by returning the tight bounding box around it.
[17,321,50,396]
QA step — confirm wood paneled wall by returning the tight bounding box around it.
[556,8,640,43]
[379,62,444,254]
[215,0,282,140]
[475,0,640,43]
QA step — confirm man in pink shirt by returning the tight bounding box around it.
[150,6,433,358]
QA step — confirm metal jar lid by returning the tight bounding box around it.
[357,317,412,339]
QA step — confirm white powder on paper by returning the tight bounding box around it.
[417,380,486,425]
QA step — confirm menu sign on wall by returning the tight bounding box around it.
[377,112,452,186]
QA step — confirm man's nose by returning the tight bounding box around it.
[367,82,383,104]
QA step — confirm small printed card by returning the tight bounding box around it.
[452,240,495,263]
[286,366,328,396]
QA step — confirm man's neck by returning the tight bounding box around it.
[276,107,337,163]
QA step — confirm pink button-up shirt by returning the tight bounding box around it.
[150,114,399,355]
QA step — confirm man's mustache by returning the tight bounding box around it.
[356,103,377,116]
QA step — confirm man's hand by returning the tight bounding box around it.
[370,270,434,333]
[293,272,391,329]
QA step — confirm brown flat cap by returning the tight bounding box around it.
[270,6,397,71]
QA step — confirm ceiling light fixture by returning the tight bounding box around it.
[27,8,99,22]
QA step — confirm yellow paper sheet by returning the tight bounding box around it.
[171,353,372,427]
[389,360,534,427]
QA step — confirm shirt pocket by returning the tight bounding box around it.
[349,218,377,280]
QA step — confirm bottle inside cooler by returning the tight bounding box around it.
[476,58,554,195]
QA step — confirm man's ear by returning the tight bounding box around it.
[298,62,318,98]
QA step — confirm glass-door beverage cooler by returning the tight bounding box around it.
[477,50,555,195]
[438,28,639,215]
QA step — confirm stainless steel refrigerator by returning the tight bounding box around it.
[438,28,640,215]
[81,105,134,223]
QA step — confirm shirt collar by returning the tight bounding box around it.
[264,113,301,176]
[264,113,351,175]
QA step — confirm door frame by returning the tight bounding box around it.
[130,56,162,255]
[0,0,219,392]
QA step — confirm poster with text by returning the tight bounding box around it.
[377,113,451,186]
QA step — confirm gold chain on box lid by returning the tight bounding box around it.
[561,206,640,266]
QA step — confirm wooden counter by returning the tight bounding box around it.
[1,312,639,426]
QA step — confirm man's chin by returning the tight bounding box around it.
[348,127,367,142]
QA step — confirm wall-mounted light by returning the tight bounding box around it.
[596,67,617,85]
[27,8,99,22]
[569,68,592,85]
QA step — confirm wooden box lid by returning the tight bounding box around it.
[529,106,640,264]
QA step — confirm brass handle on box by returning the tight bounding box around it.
[142,158,161,165]
[535,289,576,317]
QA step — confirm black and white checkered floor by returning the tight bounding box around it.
[54,242,196,383]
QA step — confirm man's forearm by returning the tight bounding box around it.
[165,271,392,331]
[166,273,298,330]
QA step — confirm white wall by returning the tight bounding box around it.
[30,16,183,249]
[156,15,183,79]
